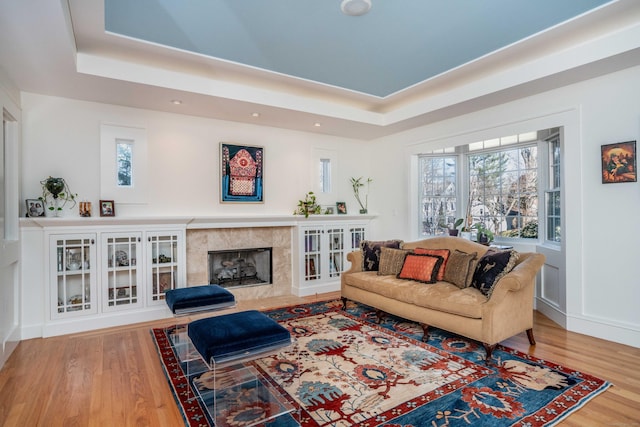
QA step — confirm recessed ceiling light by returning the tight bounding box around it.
[170,100,182,105]
[251,112,260,117]
[314,122,322,127]
[341,0,371,16]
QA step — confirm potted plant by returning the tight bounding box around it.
[448,218,464,236]
[294,191,321,218]
[472,222,494,244]
[39,176,77,216]
[350,177,372,214]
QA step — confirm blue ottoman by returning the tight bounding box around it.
[165,285,235,315]
[188,310,291,365]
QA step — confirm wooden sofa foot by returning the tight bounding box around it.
[526,328,536,346]
[374,309,385,324]
[483,343,497,362]
[420,324,430,343]
[341,297,348,310]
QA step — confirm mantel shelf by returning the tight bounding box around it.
[19,214,376,230]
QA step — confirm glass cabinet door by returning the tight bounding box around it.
[102,233,142,311]
[349,226,366,252]
[148,231,181,304]
[303,228,322,281]
[327,227,344,278]
[51,234,97,318]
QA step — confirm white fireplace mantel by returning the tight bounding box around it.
[19,214,376,230]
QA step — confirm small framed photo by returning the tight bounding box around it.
[99,200,115,217]
[26,199,45,217]
[323,205,335,215]
[601,141,637,183]
[336,202,347,214]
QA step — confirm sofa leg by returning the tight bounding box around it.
[483,343,497,362]
[526,328,536,346]
[420,324,430,343]
[341,297,348,310]
[374,309,385,324]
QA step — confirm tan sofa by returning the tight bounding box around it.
[341,236,545,360]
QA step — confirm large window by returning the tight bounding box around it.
[418,132,545,241]
[418,155,457,237]
[468,144,538,239]
[545,133,561,243]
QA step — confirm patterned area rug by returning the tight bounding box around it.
[151,299,611,426]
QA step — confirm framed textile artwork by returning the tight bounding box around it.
[220,143,264,202]
[601,141,636,184]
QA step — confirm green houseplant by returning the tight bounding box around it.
[472,222,494,244]
[350,176,372,214]
[295,191,321,218]
[448,218,464,236]
[39,177,77,216]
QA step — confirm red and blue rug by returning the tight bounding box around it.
[151,299,611,426]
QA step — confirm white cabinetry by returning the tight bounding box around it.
[295,220,368,296]
[102,232,142,311]
[51,234,98,318]
[41,223,186,336]
[147,231,183,305]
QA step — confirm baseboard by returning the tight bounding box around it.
[24,307,174,338]
[535,297,567,328]
[567,314,640,349]
[293,282,340,297]
[536,297,640,348]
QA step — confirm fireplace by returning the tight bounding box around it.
[208,247,272,289]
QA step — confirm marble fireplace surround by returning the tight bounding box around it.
[186,226,293,300]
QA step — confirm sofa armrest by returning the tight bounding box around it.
[344,251,363,274]
[487,252,545,299]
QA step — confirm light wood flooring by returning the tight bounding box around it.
[0,292,639,426]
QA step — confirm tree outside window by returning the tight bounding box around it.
[468,146,538,239]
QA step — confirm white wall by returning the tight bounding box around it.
[370,65,640,348]
[20,93,371,218]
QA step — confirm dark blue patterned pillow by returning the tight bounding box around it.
[360,240,403,271]
[471,249,519,298]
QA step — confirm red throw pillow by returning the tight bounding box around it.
[397,253,444,284]
[413,248,450,281]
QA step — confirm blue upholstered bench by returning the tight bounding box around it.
[187,310,292,366]
[165,285,235,315]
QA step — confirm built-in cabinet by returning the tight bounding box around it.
[51,234,98,318]
[44,224,186,333]
[295,220,369,296]
[102,232,142,311]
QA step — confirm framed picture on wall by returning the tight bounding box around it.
[601,141,637,183]
[99,200,115,216]
[336,202,347,214]
[220,143,264,203]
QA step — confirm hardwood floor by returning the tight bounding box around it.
[1,292,639,426]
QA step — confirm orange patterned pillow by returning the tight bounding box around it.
[397,253,444,284]
[413,248,450,281]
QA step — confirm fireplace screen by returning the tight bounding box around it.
[208,247,272,288]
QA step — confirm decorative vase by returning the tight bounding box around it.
[448,229,459,236]
[359,208,368,214]
[461,231,472,240]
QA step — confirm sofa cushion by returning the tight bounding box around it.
[471,249,520,298]
[343,271,486,319]
[444,250,478,289]
[397,253,443,284]
[413,248,450,281]
[360,239,404,271]
[377,247,411,276]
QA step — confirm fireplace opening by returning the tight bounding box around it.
[208,247,272,289]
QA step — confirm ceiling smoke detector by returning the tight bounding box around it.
[341,0,371,16]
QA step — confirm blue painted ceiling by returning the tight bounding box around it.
[104,0,612,98]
